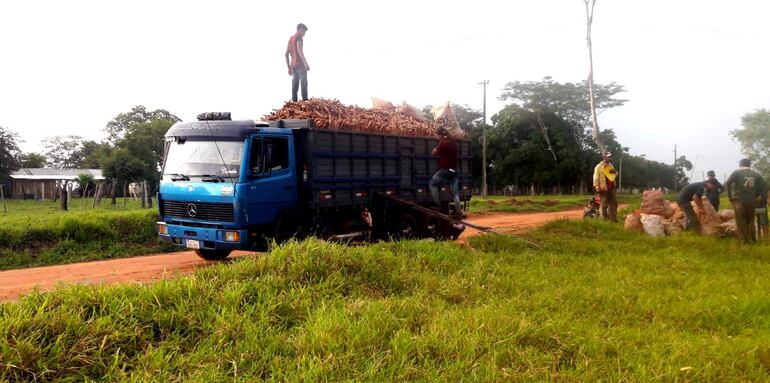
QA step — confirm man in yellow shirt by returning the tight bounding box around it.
[593,152,619,223]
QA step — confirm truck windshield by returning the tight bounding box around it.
[163,140,243,179]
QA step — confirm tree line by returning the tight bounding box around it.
[0,106,178,208]
[1,77,769,198]
[426,77,695,195]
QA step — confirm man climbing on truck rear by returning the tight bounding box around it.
[430,127,462,219]
[285,23,309,102]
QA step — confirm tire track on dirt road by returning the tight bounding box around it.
[0,208,596,302]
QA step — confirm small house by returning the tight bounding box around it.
[8,168,104,199]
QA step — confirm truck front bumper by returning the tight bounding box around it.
[157,222,249,250]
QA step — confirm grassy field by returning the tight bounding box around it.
[2,221,770,381]
[469,194,640,214]
[0,199,176,270]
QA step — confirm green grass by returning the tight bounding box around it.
[2,221,770,381]
[0,199,176,270]
[0,198,146,216]
[470,194,638,214]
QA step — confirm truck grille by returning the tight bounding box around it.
[161,201,235,222]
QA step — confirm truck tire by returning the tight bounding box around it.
[446,222,465,240]
[274,213,302,243]
[392,213,418,240]
[420,214,446,240]
[194,249,232,260]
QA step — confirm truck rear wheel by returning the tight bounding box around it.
[392,213,417,240]
[445,222,465,240]
[194,249,232,261]
[420,214,446,240]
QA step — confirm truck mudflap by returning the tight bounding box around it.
[158,222,249,251]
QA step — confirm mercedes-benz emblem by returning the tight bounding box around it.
[187,203,198,217]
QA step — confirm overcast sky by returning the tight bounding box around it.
[1,0,768,181]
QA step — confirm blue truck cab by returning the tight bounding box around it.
[158,114,472,260]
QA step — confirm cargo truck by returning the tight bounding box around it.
[157,114,472,259]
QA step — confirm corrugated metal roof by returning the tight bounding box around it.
[10,168,105,180]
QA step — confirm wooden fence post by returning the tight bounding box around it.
[60,182,68,211]
[111,180,117,205]
[1,185,7,214]
[140,180,147,208]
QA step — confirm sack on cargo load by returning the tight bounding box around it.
[663,218,683,235]
[718,209,735,222]
[641,189,668,216]
[372,97,395,110]
[624,213,644,233]
[695,197,722,236]
[398,102,425,121]
[640,213,665,237]
[430,102,464,138]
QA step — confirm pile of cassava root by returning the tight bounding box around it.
[263,98,437,137]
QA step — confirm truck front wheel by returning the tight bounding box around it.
[194,249,232,261]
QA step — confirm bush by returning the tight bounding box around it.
[0,210,174,270]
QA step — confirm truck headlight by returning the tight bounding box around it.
[223,231,240,242]
[157,222,168,235]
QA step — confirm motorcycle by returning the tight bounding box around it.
[583,194,601,219]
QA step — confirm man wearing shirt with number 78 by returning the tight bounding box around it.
[725,158,768,243]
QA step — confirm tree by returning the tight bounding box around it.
[120,119,175,177]
[17,152,46,168]
[79,140,112,169]
[498,77,626,193]
[619,154,676,190]
[488,105,588,193]
[499,77,626,141]
[102,148,151,188]
[675,155,693,188]
[75,173,95,198]
[43,135,85,169]
[421,104,482,132]
[731,109,770,178]
[0,126,21,183]
[105,105,180,144]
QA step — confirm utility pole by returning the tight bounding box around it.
[673,144,678,192]
[479,80,489,199]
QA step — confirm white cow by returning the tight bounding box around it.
[128,182,142,199]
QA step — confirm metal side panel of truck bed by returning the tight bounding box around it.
[267,120,472,209]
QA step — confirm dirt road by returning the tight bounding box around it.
[459,209,586,240]
[0,209,589,302]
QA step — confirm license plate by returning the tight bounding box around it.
[186,239,200,249]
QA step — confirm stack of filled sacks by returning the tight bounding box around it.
[624,189,679,237]
[625,189,736,237]
[718,209,737,235]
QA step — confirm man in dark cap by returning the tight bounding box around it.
[285,23,309,101]
[725,158,768,243]
[705,170,723,210]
